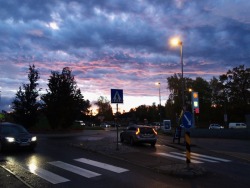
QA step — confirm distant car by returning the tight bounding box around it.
[120,125,157,146]
[229,122,247,129]
[150,122,161,130]
[75,120,85,126]
[0,122,37,152]
[100,123,111,128]
[209,124,224,129]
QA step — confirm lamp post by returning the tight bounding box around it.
[170,37,185,111]
[170,37,191,166]
[155,82,161,124]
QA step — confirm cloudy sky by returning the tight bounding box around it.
[0,0,249,114]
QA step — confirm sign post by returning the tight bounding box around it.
[111,89,123,151]
[182,111,193,166]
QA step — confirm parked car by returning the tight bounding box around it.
[75,120,85,126]
[120,125,157,146]
[0,122,37,152]
[229,122,247,129]
[209,124,224,129]
[150,122,161,130]
[100,123,111,128]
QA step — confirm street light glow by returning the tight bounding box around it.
[155,82,160,86]
[170,37,182,47]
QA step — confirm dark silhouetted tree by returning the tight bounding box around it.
[41,67,90,129]
[12,64,40,128]
[95,96,113,121]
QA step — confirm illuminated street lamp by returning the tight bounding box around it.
[155,82,161,123]
[170,37,192,166]
[170,37,185,111]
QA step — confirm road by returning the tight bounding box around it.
[0,128,250,188]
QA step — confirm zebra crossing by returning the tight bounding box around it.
[157,151,231,163]
[25,157,129,184]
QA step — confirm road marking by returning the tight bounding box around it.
[171,152,218,163]
[48,161,101,178]
[75,158,129,173]
[157,153,203,163]
[188,152,231,162]
[157,152,231,163]
[27,164,70,184]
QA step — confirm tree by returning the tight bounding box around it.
[12,64,40,128]
[95,96,113,121]
[217,65,250,122]
[41,67,90,129]
[166,74,213,127]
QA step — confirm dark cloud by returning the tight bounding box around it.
[0,0,249,112]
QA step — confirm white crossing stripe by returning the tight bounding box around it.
[27,164,70,184]
[188,152,231,162]
[75,158,129,173]
[157,153,203,163]
[48,161,101,178]
[157,152,231,164]
[171,152,218,163]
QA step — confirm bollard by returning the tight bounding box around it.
[185,131,191,164]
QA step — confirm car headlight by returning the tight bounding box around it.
[31,136,37,142]
[6,137,15,142]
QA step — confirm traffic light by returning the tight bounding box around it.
[194,108,199,114]
[192,92,199,114]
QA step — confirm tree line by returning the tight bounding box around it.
[10,64,250,129]
[121,65,250,128]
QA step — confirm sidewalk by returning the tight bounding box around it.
[0,158,30,188]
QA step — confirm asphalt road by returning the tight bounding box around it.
[1,129,250,188]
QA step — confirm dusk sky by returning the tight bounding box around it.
[0,0,249,114]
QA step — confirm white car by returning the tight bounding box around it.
[209,124,224,129]
[229,123,247,129]
[75,120,85,126]
[100,123,111,128]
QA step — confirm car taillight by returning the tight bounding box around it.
[136,128,140,135]
[153,128,158,135]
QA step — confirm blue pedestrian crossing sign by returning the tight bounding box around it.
[111,89,123,103]
[182,111,193,129]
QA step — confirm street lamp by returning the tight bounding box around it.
[170,37,185,111]
[170,37,192,166]
[155,82,161,123]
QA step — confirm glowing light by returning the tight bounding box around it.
[194,101,198,107]
[6,137,15,142]
[155,82,160,86]
[27,156,40,174]
[136,128,140,135]
[28,164,38,173]
[31,136,37,142]
[153,128,158,135]
[170,37,182,46]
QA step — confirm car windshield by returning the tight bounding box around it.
[1,125,28,135]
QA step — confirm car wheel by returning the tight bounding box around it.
[129,137,134,146]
